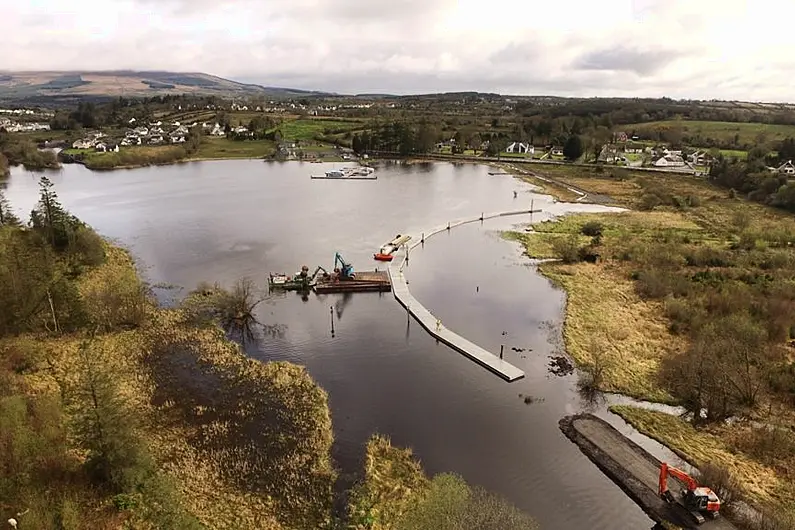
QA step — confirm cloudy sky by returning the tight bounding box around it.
[4,0,793,100]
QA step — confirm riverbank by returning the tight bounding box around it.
[504,163,795,525]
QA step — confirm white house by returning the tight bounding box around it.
[72,139,94,149]
[149,135,164,145]
[505,142,533,154]
[209,123,225,136]
[776,160,795,175]
[95,142,107,152]
[654,155,686,167]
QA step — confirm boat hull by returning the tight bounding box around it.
[373,253,394,261]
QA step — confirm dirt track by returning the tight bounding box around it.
[560,414,738,530]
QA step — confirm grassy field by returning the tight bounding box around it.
[611,406,795,521]
[506,210,702,401]
[626,120,795,145]
[275,118,363,141]
[192,137,276,159]
[505,164,795,524]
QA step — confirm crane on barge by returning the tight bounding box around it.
[334,252,355,280]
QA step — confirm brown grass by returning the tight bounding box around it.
[611,406,795,517]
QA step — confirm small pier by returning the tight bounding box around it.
[387,208,541,382]
[310,174,377,180]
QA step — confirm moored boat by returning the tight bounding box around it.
[373,253,394,261]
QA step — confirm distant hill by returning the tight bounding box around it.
[0,70,329,104]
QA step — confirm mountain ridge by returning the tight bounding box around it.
[0,70,332,103]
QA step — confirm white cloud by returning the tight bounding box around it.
[2,0,794,100]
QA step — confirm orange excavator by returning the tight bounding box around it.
[659,462,721,524]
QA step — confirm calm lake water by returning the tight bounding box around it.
[5,160,678,529]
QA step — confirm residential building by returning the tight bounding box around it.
[72,139,94,149]
[776,160,795,175]
[505,142,533,154]
[653,155,686,167]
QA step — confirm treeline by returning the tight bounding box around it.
[515,97,795,127]
[0,130,59,173]
[708,144,795,211]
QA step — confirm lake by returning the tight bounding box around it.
[5,159,675,529]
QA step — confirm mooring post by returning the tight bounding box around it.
[405,243,409,263]
[330,306,335,336]
[500,344,504,359]
[447,222,450,231]
[480,212,484,221]
[421,232,425,245]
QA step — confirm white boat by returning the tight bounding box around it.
[378,234,412,256]
[325,169,345,178]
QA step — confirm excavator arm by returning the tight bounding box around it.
[659,462,698,496]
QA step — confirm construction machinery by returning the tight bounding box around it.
[334,252,355,280]
[659,462,721,524]
[269,265,328,291]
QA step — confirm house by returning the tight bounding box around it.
[172,125,189,136]
[106,143,119,153]
[128,117,136,124]
[209,123,225,136]
[133,127,149,136]
[598,145,620,163]
[148,135,164,145]
[688,150,713,165]
[505,142,533,154]
[653,155,686,167]
[95,142,107,152]
[614,131,628,143]
[170,135,186,143]
[624,143,644,154]
[776,160,795,175]
[72,139,94,149]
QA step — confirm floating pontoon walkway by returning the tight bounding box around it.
[387,208,541,382]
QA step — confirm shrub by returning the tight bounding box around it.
[639,193,662,211]
[580,221,603,237]
[552,234,581,264]
[697,463,744,510]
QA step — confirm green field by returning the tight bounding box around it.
[192,138,275,159]
[626,120,795,146]
[275,118,363,141]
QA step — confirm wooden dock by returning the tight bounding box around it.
[387,208,540,382]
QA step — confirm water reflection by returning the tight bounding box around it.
[6,160,671,529]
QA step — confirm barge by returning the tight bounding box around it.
[270,253,391,294]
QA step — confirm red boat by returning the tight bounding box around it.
[373,253,394,261]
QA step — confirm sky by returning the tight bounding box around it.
[4,0,794,100]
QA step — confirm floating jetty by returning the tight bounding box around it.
[311,166,377,180]
[560,414,738,530]
[386,208,541,382]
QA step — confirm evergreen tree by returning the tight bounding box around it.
[563,135,585,161]
[70,341,153,492]
[0,188,21,227]
[30,176,72,250]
